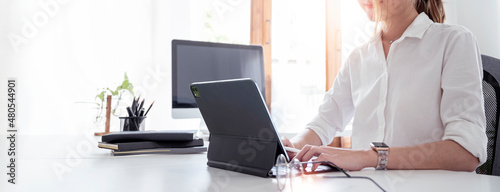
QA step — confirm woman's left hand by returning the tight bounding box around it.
[294,145,378,171]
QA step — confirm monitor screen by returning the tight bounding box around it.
[171,39,265,118]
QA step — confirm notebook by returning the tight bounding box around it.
[191,78,336,177]
[101,130,198,143]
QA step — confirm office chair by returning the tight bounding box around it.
[476,54,500,176]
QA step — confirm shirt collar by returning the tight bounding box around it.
[401,12,434,39]
[369,12,434,43]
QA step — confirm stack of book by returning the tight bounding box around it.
[98,130,206,156]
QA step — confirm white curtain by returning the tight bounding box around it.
[0,0,251,134]
[0,0,189,134]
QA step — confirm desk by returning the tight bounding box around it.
[3,134,500,192]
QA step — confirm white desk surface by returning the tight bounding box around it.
[3,134,500,192]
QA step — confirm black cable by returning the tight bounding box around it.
[294,159,386,192]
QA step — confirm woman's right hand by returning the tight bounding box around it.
[281,136,298,159]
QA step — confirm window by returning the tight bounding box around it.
[340,0,373,64]
[265,0,373,135]
[270,0,326,133]
[186,0,251,44]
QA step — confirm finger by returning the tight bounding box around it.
[281,136,298,158]
[286,149,298,159]
[294,145,312,162]
[311,153,329,171]
[299,146,323,162]
[281,136,293,147]
[300,146,323,170]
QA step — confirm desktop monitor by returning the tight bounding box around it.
[171,39,265,119]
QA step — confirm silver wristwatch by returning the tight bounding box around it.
[370,142,389,170]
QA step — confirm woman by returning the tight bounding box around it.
[282,0,487,172]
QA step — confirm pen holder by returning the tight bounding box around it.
[119,116,146,131]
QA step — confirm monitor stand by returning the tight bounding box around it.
[197,118,210,141]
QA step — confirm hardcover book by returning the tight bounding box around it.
[111,146,207,156]
[101,130,198,143]
[98,139,204,151]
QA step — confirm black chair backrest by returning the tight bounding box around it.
[476,54,500,176]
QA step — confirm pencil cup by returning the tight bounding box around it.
[119,116,146,131]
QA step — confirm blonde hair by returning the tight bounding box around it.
[414,0,446,23]
[372,0,388,33]
[373,0,446,34]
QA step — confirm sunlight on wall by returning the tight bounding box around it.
[340,0,373,64]
[271,0,326,133]
[0,0,251,134]
[1,0,498,135]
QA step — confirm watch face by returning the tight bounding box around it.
[371,142,389,148]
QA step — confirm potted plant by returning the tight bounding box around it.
[94,73,135,127]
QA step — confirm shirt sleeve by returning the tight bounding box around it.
[440,27,488,165]
[306,51,356,146]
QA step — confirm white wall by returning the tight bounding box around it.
[0,0,251,135]
[1,0,499,135]
[341,0,500,60]
[0,0,202,135]
[444,0,500,58]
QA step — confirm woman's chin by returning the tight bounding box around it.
[364,12,375,22]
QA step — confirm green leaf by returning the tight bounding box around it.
[107,88,118,96]
[125,82,134,95]
[95,72,135,107]
[119,73,134,95]
[95,90,106,102]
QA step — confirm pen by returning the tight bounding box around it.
[144,101,155,116]
[131,97,137,114]
[139,108,145,117]
[126,107,135,117]
[284,146,300,153]
[135,96,141,112]
[137,99,145,116]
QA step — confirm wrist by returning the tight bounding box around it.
[290,130,319,149]
[371,142,390,170]
[291,129,323,149]
[364,149,379,168]
[366,149,378,168]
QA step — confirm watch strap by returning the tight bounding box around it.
[375,150,388,170]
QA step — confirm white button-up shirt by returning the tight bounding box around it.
[307,13,487,164]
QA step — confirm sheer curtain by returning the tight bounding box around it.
[0,0,250,134]
[270,0,326,133]
[0,0,154,134]
[2,0,497,135]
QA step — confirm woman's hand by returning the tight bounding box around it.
[281,136,299,159]
[295,145,378,171]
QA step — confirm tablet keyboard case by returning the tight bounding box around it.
[191,79,287,177]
